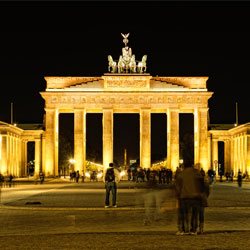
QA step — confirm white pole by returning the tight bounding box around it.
[11,102,13,125]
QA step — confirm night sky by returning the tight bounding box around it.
[0,1,250,163]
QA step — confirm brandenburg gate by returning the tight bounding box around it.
[40,34,213,176]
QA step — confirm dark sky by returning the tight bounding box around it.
[0,1,250,162]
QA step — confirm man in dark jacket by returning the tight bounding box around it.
[175,162,203,235]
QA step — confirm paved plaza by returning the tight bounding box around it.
[1,178,250,249]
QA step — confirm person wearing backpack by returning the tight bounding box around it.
[103,162,120,208]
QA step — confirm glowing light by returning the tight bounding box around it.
[120,170,126,177]
[97,172,103,179]
[85,172,91,178]
[69,159,76,164]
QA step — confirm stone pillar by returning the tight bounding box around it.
[103,109,113,169]
[240,134,244,172]
[17,137,22,177]
[167,109,179,170]
[41,133,46,174]
[233,137,237,175]
[21,140,28,176]
[224,139,231,173]
[194,108,209,169]
[243,134,247,174]
[74,109,86,173]
[34,139,41,177]
[0,133,7,175]
[9,134,13,174]
[212,139,218,171]
[235,137,240,175]
[44,108,59,176]
[247,134,250,174]
[13,136,18,176]
[140,108,151,169]
[230,137,234,173]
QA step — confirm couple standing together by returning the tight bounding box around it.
[175,162,210,235]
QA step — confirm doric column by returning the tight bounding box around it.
[13,136,18,176]
[230,137,234,173]
[34,139,41,177]
[233,137,238,175]
[167,109,179,170]
[0,133,7,175]
[247,134,250,174]
[240,134,244,172]
[9,134,13,174]
[194,108,209,169]
[21,140,28,176]
[224,139,231,173]
[44,108,59,176]
[140,108,151,169]
[74,109,86,173]
[17,137,22,177]
[41,133,46,174]
[103,109,113,169]
[212,139,218,171]
[236,137,240,174]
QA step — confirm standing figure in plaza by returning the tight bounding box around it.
[237,170,243,187]
[103,162,120,208]
[197,170,210,234]
[39,172,45,184]
[175,162,203,235]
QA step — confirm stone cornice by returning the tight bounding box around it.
[45,76,102,89]
[44,75,209,91]
[152,76,208,89]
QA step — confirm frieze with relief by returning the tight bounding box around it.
[47,94,209,106]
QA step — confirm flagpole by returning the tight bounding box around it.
[235,102,238,126]
[11,102,13,125]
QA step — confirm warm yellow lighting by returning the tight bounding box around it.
[120,170,126,177]
[85,171,90,178]
[97,172,103,179]
[0,135,2,160]
[69,159,76,164]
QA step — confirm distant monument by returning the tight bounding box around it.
[108,33,147,74]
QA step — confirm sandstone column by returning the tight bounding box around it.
[212,139,218,171]
[140,108,151,169]
[247,134,250,174]
[34,139,41,177]
[103,109,113,169]
[0,133,7,175]
[167,109,179,170]
[74,109,86,173]
[194,108,209,169]
[224,139,230,173]
[44,108,59,176]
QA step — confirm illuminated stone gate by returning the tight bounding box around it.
[40,75,212,176]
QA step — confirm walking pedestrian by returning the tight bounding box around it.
[175,161,203,235]
[103,163,120,208]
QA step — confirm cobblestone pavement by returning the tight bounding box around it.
[0,179,250,249]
